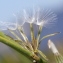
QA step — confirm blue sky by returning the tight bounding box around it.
[0,0,63,21]
[0,0,63,38]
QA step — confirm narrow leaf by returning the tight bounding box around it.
[39,32,60,44]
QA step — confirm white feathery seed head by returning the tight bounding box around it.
[23,9,36,23]
[35,9,57,28]
[0,21,17,30]
[0,8,57,30]
[13,13,25,27]
[23,8,57,28]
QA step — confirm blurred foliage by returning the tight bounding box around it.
[0,47,33,63]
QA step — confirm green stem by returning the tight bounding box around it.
[0,36,32,58]
[0,35,40,61]
[37,26,42,42]
[36,25,43,50]
[18,26,29,42]
[30,23,35,42]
